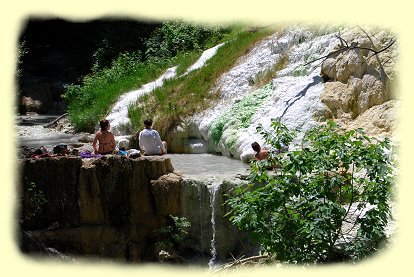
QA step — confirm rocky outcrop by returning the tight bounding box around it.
[20,155,174,261]
[167,120,209,154]
[18,155,253,263]
[320,28,397,139]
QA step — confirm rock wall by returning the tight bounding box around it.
[18,156,253,263]
[320,28,397,139]
[19,155,174,261]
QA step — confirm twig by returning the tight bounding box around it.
[213,254,269,272]
[44,113,68,128]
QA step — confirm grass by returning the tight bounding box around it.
[65,24,277,135]
[128,27,274,138]
[66,58,169,132]
[252,52,289,89]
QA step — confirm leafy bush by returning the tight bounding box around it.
[226,119,395,263]
[20,182,47,224]
[145,20,229,63]
[153,215,191,250]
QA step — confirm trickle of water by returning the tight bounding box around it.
[181,43,225,77]
[107,66,178,135]
[197,183,204,257]
[208,181,220,268]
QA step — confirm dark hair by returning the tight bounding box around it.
[144,118,153,127]
[99,119,110,131]
[251,141,260,152]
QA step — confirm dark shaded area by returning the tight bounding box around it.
[17,17,162,115]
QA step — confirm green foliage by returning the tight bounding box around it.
[64,51,166,132]
[20,182,47,223]
[226,119,395,263]
[145,20,230,63]
[17,40,28,78]
[64,20,232,132]
[65,22,275,133]
[153,215,191,249]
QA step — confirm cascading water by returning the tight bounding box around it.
[181,43,225,77]
[106,43,225,137]
[207,181,220,268]
[172,154,251,266]
[106,66,178,136]
[197,182,204,258]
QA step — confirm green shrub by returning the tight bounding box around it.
[226,119,395,263]
[145,20,230,62]
[152,215,191,249]
[20,182,47,224]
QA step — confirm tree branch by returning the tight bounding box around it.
[302,28,396,81]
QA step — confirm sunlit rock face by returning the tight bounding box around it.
[167,26,397,160]
[320,28,397,140]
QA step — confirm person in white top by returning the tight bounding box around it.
[138,118,167,155]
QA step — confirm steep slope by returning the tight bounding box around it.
[167,26,397,161]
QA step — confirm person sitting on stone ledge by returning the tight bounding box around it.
[138,118,167,156]
[93,119,116,155]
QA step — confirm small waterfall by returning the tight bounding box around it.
[208,180,220,268]
[174,155,250,266]
[197,182,204,257]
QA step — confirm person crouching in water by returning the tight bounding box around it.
[93,119,116,155]
[251,141,269,161]
[138,118,167,156]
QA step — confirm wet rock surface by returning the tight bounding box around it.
[18,155,253,264]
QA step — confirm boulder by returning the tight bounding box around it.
[320,28,397,139]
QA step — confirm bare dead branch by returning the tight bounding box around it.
[302,27,396,81]
[44,113,69,128]
[212,254,270,272]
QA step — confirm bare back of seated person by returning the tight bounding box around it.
[93,119,116,155]
[96,131,115,154]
